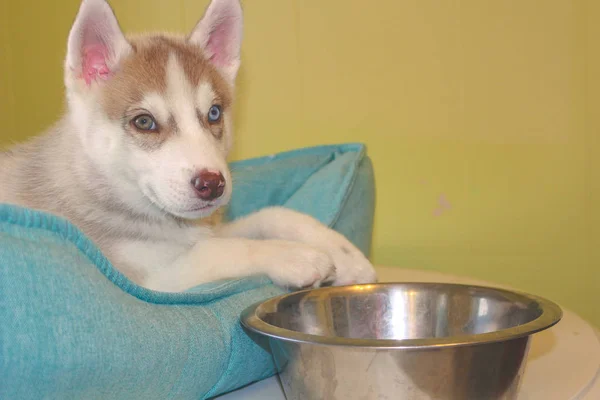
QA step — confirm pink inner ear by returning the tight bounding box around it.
[81,43,112,86]
[206,18,235,67]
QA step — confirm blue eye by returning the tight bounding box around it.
[208,105,222,123]
[132,114,157,132]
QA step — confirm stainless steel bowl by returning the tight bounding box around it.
[241,282,562,400]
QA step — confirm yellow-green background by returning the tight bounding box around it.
[1,0,598,327]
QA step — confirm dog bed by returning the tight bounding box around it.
[0,143,375,399]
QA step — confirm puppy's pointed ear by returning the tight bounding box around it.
[188,0,243,84]
[65,0,132,87]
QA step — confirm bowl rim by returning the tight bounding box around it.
[240,282,563,349]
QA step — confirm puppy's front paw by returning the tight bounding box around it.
[327,243,377,286]
[298,225,377,286]
[264,243,336,289]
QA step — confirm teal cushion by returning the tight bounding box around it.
[0,143,375,399]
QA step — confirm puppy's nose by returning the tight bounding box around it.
[191,170,225,201]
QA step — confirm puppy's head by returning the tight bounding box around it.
[64,0,242,220]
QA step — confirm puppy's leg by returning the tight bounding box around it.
[143,237,335,292]
[217,206,377,286]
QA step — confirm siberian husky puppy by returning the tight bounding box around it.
[0,0,377,292]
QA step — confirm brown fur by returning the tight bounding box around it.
[100,35,231,149]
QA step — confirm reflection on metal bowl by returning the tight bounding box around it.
[241,282,562,400]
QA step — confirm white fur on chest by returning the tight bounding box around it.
[110,223,214,281]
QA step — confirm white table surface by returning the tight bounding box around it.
[216,266,600,400]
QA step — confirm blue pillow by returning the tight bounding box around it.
[0,143,375,399]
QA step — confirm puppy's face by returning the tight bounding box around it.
[64,0,242,219]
